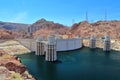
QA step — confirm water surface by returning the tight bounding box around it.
[18,47,120,80]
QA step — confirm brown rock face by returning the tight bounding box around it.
[0,29,18,39]
[29,18,70,38]
[0,50,35,80]
[15,65,26,74]
[0,50,5,56]
[71,20,120,39]
[5,62,26,74]
[30,18,68,32]
[0,53,3,56]
[5,62,16,71]
[1,19,120,40]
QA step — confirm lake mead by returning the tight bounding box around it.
[18,47,120,80]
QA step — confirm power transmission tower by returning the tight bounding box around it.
[86,11,88,21]
[72,19,75,24]
[105,11,107,21]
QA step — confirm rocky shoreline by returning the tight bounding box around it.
[0,40,35,80]
[83,39,120,51]
[0,50,35,80]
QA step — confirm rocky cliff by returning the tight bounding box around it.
[29,18,70,38]
[0,21,30,39]
[0,29,18,39]
[71,20,120,40]
[0,50,35,80]
[1,19,120,40]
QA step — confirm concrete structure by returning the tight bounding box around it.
[28,27,33,38]
[16,39,36,52]
[45,36,57,61]
[15,35,111,54]
[89,35,96,48]
[36,36,45,55]
[56,38,82,51]
[35,36,82,62]
[16,37,82,53]
[45,43,57,61]
[103,35,111,51]
[35,36,57,61]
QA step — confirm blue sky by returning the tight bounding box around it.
[0,0,120,26]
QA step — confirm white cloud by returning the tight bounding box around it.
[10,12,27,23]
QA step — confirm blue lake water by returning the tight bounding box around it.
[18,47,120,80]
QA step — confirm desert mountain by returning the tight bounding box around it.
[0,21,30,39]
[71,20,120,40]
[0,21,29,31]
[0,29,18,39]
[29,18,70,38]
[1,19,120,40]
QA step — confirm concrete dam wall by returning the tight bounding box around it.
[16,38,83,52]
[16,39,36,52]
[56,38,82,51]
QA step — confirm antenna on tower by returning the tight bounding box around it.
[72,19,75,24]
[86,11,88,21]
[105,11,107,21]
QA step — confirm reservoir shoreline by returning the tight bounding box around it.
[1,39,120,80]
[18,47,120,80]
